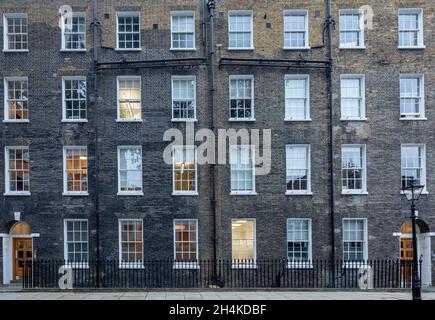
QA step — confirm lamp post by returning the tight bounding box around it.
[402,179,424,300]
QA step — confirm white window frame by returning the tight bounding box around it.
[342,218,368,267]
[401,144,428,194]
[63,146,89,196]
[287,218,312,268]
[3,76,29,123]
[60,12,86,51]
[64,219,89,269]
[400,74,425,120]
[170,11,196,51]
[62,76,87,122]
[4,146,30,196]
[228,10,254,50]
[398,9,424,49]
[172,145,198,196]
[171,75,197,122]
[339,9,365,49]
[118,219,144,269]
[229,75,255,121]
[231,219,257,269]
[285,144,312,195]
[283,10,310,50]
[173,219,199,269]
[341,144,368,195]
[3,13,28,52]
[284,74,310,121]
[117,146,143,196]
[340,74,366,121]
[230,145,256,195]
[116,76,142,122]
[116,12,141,51]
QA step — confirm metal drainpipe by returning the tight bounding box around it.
[92,0,101,287]
[207,0,218,284]
[326,0,336,286]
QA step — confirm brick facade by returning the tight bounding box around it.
[0,0,434,285]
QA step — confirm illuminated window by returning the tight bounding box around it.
[174,219,198,262]
[4,77,28,121]
[173,146,197,194]
[5,146,30,195]
[231,219,256,266]
[119,219,143,268]
[117,76,141,121]
[63,147,88,195]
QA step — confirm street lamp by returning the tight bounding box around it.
[402,179,425,300]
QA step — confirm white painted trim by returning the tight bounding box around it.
[173,219,199,264]
[229,144,256,193]
[338,9,365,49]
[5,146,30,194]
[116,11,141,50]
[284,74,310,121]
[399,74,425,119]
[342,218,368,261]
[170,11,196,51]
[62,76,87,122]
[60,12,86,51]
[4,77,29,122]
[63,146,88,195]
[118,219,143,269]
[3,13,28,52]
[401,143,427,193]
[117,145,143,194]
[286,218,312,265]
[116,76,142,121]
[398,8,424,48]
[340,74,366,120]
[231,218,256,265]
[228,10,254,50]
[285,144,311,194]
[283,10,309,49]
[172,145,198,194]
[63,219,89,265]
[228,75,255,121]
[341,144,367,193]
[171,75,197,121]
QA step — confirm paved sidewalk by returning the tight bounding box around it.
[0,290,434,300]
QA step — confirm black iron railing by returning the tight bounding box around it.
[22,259,420,289]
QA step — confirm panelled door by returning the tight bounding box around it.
[13,238,32,280]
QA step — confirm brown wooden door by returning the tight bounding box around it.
[401,238,414,282]
[13,238,32,280]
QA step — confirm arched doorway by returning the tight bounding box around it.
[1,220,35,283]
[399,219,431,286]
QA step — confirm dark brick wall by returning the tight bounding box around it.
[0,0,434,284]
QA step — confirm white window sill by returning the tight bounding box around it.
[3,49,29,53]
[60,49,87,52]
[285,191,313,196]
[172,191,199,196]
[341,190,368,195]
[284,118,311,122]
[118,264,145,269]
[400,117,427,121]
[340,117,367,121]
[230,191,257,196]
[339,46,366,50]
[3,120,30,123]
[170,48,197,51]
[4,192,31,196]
[401,190,429,195]
[62,192,89,196]
[232,263,257,269]
[228,118,256,122]
[117,191,144,196]
[342,262,369,269]
[116,119,143,123]
[228,47,255,51]
[283,46,311,50]
[62,119,88,123]
[287,263,313,269]
[115,48,142,51]
[63,263,89,269]
[398,46,425,50]
[173,262,200,269]
[171,118,198,122]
